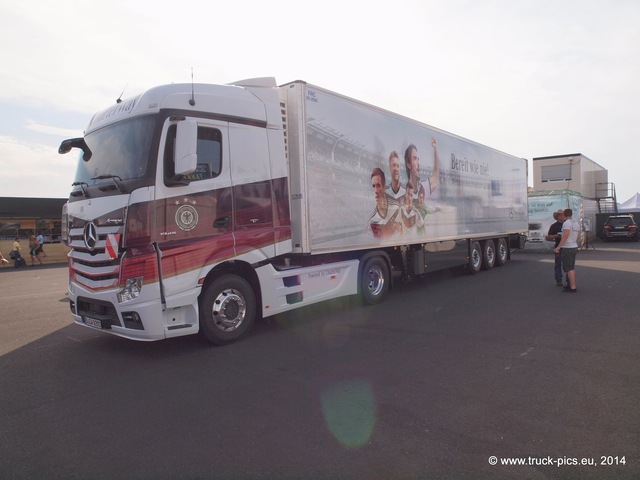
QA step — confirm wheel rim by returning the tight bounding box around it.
[471,246,481,270]
[498,240,507,263]
[486,245,495,265]
[367,264,385,297]
[212,288,246,332]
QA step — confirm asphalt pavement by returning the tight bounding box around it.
[1,241,639,479]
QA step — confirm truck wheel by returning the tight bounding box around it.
[469,241,482,274]
[496,238,508,266]
[361,257,389,305]
[482,240,496,270]
[199,274,256,345]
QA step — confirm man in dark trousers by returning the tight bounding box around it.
[545,209,565,286]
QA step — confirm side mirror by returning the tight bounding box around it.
[59,137,92,161]
[58,139,74,154]
[174,119,198,176]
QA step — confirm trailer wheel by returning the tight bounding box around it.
[469,241,482,274]
[496,238,508,266]
[361,256,389,305]
[199,274,256,345]
[482,239,496,270]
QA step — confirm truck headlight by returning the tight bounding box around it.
[118,277,143,303]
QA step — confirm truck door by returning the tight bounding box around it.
[227,121,276,261]
[155,117,233,303]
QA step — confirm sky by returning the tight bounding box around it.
[1,0,639,203]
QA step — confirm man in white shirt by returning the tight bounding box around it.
[554,208,580,293]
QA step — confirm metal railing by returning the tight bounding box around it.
[596,182,618,213]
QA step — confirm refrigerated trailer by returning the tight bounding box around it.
[526,189,586,250]
[59,78,528,345]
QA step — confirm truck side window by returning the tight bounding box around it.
[164,124,223,184]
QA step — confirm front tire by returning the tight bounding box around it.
[199,274,256,345]
[361,256,390,305]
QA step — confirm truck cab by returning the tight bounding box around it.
[61,79,291,342]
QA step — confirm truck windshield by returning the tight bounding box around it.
[72,115,156,184]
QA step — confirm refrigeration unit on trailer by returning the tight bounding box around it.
[59,77,528,345]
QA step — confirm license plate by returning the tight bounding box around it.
[84,317,103,329]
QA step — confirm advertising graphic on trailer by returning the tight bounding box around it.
[302,87,528,250]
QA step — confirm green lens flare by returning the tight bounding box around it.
[321,379,376,448]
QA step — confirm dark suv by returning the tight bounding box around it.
[602,215,639,241]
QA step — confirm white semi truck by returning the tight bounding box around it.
[59,78,528,345]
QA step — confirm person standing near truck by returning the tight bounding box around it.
[545,209,565,286]
[554,208,580,293]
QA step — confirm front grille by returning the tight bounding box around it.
[69,223,123,290]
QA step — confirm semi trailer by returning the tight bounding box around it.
[59,78,528,345]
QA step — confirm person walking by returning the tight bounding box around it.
[554,208,580,293]
[36,232,47,258]
[29,235,43,266]
[545,209,565,286]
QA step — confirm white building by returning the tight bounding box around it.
[532,153,616,213]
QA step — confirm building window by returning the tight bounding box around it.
[541,164,571,182]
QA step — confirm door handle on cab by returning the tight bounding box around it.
[214,216,231,228]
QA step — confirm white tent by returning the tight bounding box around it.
[618,193,640,211]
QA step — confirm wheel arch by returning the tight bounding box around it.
[200,260,263,319]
